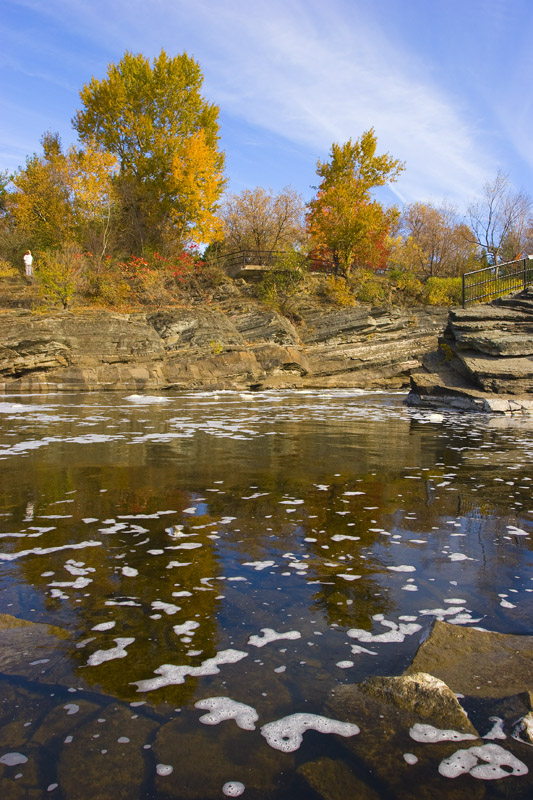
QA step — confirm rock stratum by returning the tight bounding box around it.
[407,289,533,414]
[0,298,448,393]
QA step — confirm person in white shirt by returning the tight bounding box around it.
[23,250,33,278]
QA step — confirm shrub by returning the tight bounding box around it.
[424,277,462,306]
[0,259,18,279]
[37,243,85,309]
[255,251,305,312]
[320,275,355,306]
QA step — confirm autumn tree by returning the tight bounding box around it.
[466,170,531,265]
[8,132,74,252]
[73,50,225,254]
[393,202,479,277]
[220,186,306,253]
[307,129,404,276]
[6,132,118,259]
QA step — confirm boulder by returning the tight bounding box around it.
[359,672,477,734]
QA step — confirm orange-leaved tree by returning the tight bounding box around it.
[307,129,404,276]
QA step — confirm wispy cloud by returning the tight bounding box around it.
[4,0,529,208]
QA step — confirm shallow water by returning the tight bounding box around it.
[0,390,532,799]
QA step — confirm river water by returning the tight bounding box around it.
[0,390,532,799]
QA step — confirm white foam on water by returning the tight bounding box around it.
[506,526,529,536]
[449,553,474,561]
[401,584,419,592]
[331,535,360,542]
[336,661,354,669]
[403,753,418,765]
[166,561,192,569]
[279,499,304,505]
[182,507,197,514]
[419,606,466,618]
[247,628,301,648]
[409,723,477,743]
[194,697,258,730]
[49,576,92,590]
[350,645,378,655]
[0,540,102,561]
[0,752,28,765]
[173,621,200,637]
[243,560,275,571]
[132,649,248,692]
[63,704,79,715]
[439,743,528,780]
[222,782,245,797]
[261,713,359,753]
[156,764,174,776]
[483,717,506,740]
[337,573,361,581]
[87,637,135,667]
[348,618,421,644]
[174,542,202,550]
[105,599,141,607]
[121,567,138,577]
[125,395,171,404]
[387,565,416,572]
[92,621,116,632]
[151,601,181,615]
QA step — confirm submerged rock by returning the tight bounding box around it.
[296,756,380,800]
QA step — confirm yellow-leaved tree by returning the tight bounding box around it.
[73,49,225,254]
[307,129,404,276]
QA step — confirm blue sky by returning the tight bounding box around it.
[2,0,532,212]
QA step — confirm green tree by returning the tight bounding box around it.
[73,49,225,253]
[307,129,404,276]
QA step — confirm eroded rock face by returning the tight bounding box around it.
[0,303,448,393]
[407,290,533,411]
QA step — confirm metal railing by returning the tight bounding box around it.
[462,256,533,307]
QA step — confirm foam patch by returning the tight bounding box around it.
[194,697,258,730]
[261,713,359,752]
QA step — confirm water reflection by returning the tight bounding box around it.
[0,391,532,798]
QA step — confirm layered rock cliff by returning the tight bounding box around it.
[0,297,448,393]
[407,289,533,414]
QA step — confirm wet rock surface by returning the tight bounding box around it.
[406,620,533,698]
[407,290,533,413]
[359,672,477,734]
[0,301,447,393]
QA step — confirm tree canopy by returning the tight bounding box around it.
[220,186,306,252]
[307,129,404,275]
[73,49,225,252]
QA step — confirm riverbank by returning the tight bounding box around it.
[0,295,448,393]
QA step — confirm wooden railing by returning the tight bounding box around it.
[462,256,533,307]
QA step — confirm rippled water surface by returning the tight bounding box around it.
[0,390,532,799]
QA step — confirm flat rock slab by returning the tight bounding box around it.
[406,620,533,698]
